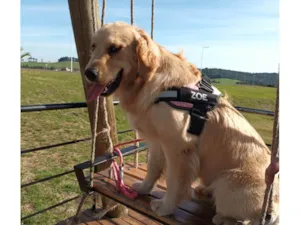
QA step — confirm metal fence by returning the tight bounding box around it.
[20,100,274,221]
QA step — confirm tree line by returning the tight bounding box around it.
[201,68,278,87]
[58,56,79,62]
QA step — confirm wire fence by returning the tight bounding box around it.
[21,100,274,116]
[20,100,274,221]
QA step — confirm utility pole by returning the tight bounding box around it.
[200,46,209,69]
[70,56,73,72]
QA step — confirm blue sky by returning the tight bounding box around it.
[21,0,279,73]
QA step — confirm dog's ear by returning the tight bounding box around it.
[188,63,201,77]
[135,29,159,82]
[174,49,185,60]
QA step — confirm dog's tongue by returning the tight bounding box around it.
[87,83,105,103]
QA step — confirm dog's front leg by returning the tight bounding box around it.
[132,143,165,195]
[150,146,195,216]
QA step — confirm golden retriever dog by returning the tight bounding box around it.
[84,21,279,225]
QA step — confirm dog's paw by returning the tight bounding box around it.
[150,199,174,216]
[212,215,224,225]
[194,184,212,197]
[131,182,151,195]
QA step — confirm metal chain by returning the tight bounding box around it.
[259,67,279,225]
[101,0,106,27]
[130,0,134,25]
[91,0,96,32]
[151,0,155,39]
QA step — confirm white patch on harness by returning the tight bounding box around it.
[191,91,208,101]
[212,86,222,96]
[159,90,178,98]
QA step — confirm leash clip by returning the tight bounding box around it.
[119,163,124,180]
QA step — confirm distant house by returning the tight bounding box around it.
[61,67,71,72]
[28,57,38,62]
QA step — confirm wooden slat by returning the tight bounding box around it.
[128,210,162,225]
[108,218,131,225]
[123,164,208,203]
[96,219,117,225]
[116,173,214,224]
[126,163,148,172]
[122,216,144,225]
[93,172,214,225]
[93,174,178,224]
[58,162,215,225]
[124,165,167,190]
[125,163,202,189]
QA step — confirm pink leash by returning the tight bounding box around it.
[111,139,143,199]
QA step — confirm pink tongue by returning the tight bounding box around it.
[87,83,105,103]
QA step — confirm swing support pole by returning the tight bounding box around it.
[67,0,127,218]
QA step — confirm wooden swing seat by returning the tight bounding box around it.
[70,161,215,225]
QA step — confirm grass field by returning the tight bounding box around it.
[21,70,276,224]
[212,78,240,85]
[21,61,80,70]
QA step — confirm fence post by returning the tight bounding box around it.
[68,0,127,218]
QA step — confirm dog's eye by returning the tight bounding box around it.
[108,45,121,55]
[91,44,96,51]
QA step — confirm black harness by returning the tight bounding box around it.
[155,76,221,135]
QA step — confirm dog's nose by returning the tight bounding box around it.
[85,68,98,82]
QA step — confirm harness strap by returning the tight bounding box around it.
[199,76,214,93]
[155,76,219,105]
[155,76,221,136]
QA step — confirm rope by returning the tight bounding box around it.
[259,70,279,225]
[130,0,134,25]
[133,130,140,168]
[70,1,105,223]
[101,0,106,26]
[89,98,100,189]
[111,139,143,199]
[91,0,110,213]
[151,0,155,39]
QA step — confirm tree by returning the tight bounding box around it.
[58,56,79,62]
[21,47,31,59]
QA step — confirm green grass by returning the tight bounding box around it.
[215,84,276,111]
[21,69,275,224]
[21,69,135,224]
[210,78,276,111]
[212,78,240,85]
[21,61,80,70]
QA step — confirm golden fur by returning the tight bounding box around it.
[86,21,279,225]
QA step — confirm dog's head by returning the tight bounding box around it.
[85,21,160,103]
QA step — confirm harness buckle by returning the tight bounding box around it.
[187,108,207,135]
